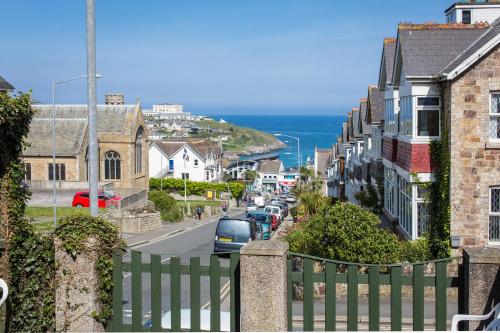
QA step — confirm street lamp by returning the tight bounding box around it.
[274,133,301,171]
[52,74,102,228]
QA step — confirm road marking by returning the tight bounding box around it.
[201,280,231,309]
[130,210,244,249]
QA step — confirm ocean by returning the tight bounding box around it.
[209,115,345,169]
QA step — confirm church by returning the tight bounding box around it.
[23,95,149,190]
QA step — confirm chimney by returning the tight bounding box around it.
[105,93,125,105]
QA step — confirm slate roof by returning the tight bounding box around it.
[395,23,488,81]
[367,86,385,124]
[351,108,362,138]
[441,17,500,77]
[155,141,185,157]
[342,123,348,145]
[24,104,139,157]
[257,159,282,174]
[32,105,136,133]
[384,38,397,83]
[0,75,14,91]
[359,99,370,135]
[24,119,87,157]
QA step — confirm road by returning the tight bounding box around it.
[121,209,247,325]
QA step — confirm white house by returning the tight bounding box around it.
[255,159,285,191]
[149,140,222,182]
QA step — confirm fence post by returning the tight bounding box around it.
[462,247,500,330]
[55,237,105,332]
[240,240,289,332]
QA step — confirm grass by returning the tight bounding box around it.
[176,200,222,207]
[26,206,106,234]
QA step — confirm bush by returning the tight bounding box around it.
[286,203,403,264]
[148,190,183,222]
[290,206,298,218]
[402,238,431,263]
[149,178,245,199]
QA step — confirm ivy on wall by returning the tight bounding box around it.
[55,214,125,326]
[428,131,451,258]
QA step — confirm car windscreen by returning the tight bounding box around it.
[216,220,251,241]
[272,208,279,214]
[247,214,269,223]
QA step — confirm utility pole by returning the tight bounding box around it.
[86,0,99,216]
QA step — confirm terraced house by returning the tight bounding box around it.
[328,1,500,247]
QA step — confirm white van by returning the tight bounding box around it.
[254,196,265,208]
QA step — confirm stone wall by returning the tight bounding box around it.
[448,45,500,247]
[108,212,161,235]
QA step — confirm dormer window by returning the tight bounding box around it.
[462,10,471,24]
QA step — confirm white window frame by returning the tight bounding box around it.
[399,177,413,239]
[489,187,500,245]
[489,92,500,142]
[415,184,430,238]
[414,96,440,139]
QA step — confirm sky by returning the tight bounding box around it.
[2,0,450,115]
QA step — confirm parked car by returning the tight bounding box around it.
[286,195,297,204]
[72,191,121,208]
[214,218,258,253]
[270,214,279,230]
[254,196,265,208]
[264,205,282,225]
[246,202,257,212]
[246,211,272,240]
[143,309,230,331]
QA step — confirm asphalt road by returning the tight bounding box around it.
[121,210,247,325]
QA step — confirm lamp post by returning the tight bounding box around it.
[52,74,102,228]
[274,133,301,171]
[182,148,189,203]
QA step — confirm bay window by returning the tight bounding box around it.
[399,96,413,136]
[490,93,500,140]
[399,177,412,237]
[416,185,430,237]
[416,97,440,137]
[384,167,397,217]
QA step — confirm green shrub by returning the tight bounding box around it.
[149,178,245,199]
[287,203,403,264]
[148,190,183,222]
[402,238,431,263]
[290,206,298,218]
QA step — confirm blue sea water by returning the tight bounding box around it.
[211,115,344,169]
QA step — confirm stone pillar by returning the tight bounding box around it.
[462,247,500,331]
[55,237,105,332]
[240,240,289,332]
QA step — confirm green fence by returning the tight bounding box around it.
[111,251,241,332]
[287,252,461,331]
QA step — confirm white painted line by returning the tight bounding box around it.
[131,211,244,249]
[123,256,171,278]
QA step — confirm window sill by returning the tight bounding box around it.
[485,141,500,149]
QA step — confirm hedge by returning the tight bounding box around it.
[148,191,183,222]
[149,178,245,199]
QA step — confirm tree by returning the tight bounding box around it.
[286,202,403,264]
[354,183,382,214]
[243,169,257,182]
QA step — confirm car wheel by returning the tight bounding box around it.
[75,204,83,208]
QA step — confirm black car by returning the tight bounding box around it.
[213,218,258,253]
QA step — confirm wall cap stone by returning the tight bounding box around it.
[240,240,289,256]
[464,247,500,264]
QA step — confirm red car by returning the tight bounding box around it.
[270,214,279,231]
[72,191,122,209]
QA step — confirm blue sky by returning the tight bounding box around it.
[2,0,449,114]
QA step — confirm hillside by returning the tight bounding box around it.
[194,119,286,155]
